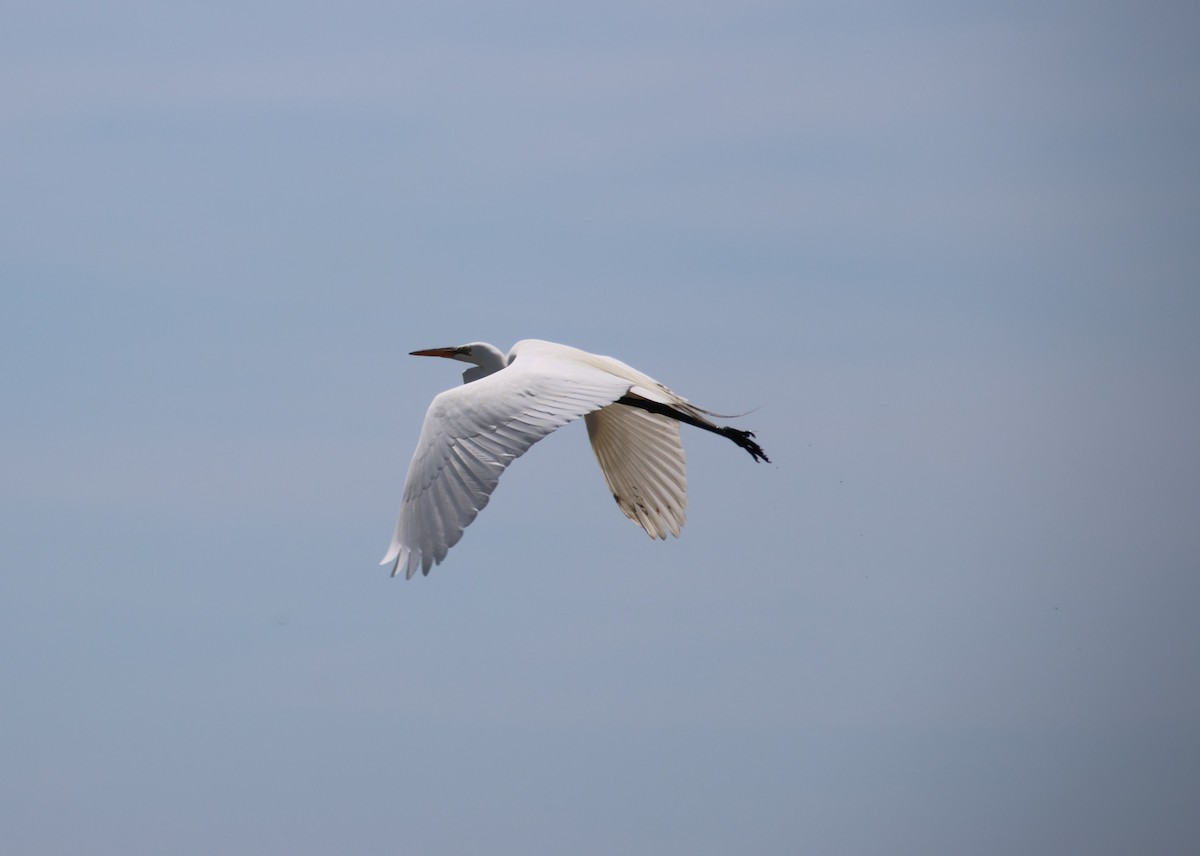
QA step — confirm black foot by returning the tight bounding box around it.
[723,427,770,463]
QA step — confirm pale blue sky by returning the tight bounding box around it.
[3,2,1199,854]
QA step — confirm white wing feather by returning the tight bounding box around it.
[585,404,687,539]
[382,343,635,578]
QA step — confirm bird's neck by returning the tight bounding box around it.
[462,344,508,383]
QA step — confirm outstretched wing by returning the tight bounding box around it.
[585,404,687,540]
[382,347,633,578]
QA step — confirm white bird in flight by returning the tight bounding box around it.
[381,339,768,578]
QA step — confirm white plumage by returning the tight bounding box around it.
[381,339,768,578]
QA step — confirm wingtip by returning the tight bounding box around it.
[382,545,404,578]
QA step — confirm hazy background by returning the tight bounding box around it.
[3,1,1198,853]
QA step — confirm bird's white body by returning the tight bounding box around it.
[382,339,766,578]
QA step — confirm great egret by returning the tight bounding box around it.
[381,339,768,578]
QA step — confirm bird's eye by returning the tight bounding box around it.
[455,346,471,356]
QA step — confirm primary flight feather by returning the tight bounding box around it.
[381,339,768,578]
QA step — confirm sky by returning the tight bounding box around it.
[2,1,1199,853]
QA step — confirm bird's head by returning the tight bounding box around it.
[411,342,507,382]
